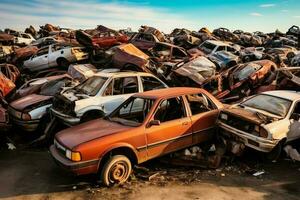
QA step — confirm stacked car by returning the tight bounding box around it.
[0,23,300,186]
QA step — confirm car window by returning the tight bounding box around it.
[21,34,30,39]
[186,93,215,115]
[75,76,108,96]
[154,97,186,123]
[103,80,113,96]
[216,46,225,51]
[172,47,187,58]
[141,76,166,91]
[241,94,292,117]
[199,42,216,54]
[109,97,154,126]
[36,48,48,57]
[113,77,138,95]
[227,46,236,52]
[293,103,300,115]
[0,67,8,78]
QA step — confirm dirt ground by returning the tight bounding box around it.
[1,135,300,200]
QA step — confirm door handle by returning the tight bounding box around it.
[182,122,188,126]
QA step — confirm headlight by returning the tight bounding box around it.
[21,113,31,120]
[259,128,268,138]
[65,149,81,161]
[220,113,228,120]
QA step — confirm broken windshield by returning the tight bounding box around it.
[75,76,107,96]
[241,94,292,118]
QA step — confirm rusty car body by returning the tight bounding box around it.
[218,90,300,160]
[201,60,277,102]
[50,87,223,186]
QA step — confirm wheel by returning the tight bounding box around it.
[56,58,70,69]
[262,140,284,161]
[100,155,132,187]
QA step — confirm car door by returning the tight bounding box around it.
[185,93,219,144]
[101,76,139,114]
[145,96,192,159]
[30,48,49,70]
[287,102,300,141]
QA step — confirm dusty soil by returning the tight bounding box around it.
[1,135,300,200]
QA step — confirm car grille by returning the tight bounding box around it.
[219,112,255,133]
[52,95,75,115]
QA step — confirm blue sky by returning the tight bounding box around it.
[0,0,299,33]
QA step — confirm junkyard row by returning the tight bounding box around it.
[0,24,300,186]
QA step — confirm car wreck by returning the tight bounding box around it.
[201,60,277,102]
[51,72,167,126]
[8,76,75,132]
[50,87,223,186]
[218,91,300,160]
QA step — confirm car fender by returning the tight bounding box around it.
[97,143,139,170]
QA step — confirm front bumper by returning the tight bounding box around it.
[49,145,99,175]
[51,108,80,126]
[218,121,279,152]
[11,116,40,132]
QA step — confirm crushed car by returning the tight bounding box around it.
[201,60,277,102]
[51,71,168,126]
[23,44,88,72]
[218,90,300,160]
[8,76,75,132]
[50,87,223,186]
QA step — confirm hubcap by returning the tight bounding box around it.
[108,161,129,184]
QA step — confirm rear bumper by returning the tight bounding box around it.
[218,121,279,152]
[51,108,80,126]
[49,145,99,175]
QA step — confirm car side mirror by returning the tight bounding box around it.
[148,120,160,127]
[291,113,300,121]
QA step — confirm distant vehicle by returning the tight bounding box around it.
[30,37,59,48]
[218,90,300,160]
[13,32,35,46]
[23,44,88,72]
[50,87,223,186]
[208,50,239,70]
[51,72,168,126]
[195,40,239,56]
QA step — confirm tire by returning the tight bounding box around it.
[56,58,70,69]
[262,140,284,161]
[100,155,132,187]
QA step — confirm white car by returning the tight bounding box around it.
[51,72,168,126]
[23,44,88,72]
[14,32,35,46]
[197,40,239,55]
[218,90,300,159]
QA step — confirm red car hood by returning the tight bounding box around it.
[56,119,132,149]
[10,94,52,110]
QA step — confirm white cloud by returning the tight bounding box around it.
[259,4,276,7]
[0,0,198,33]
[250,12,263,17]
[293,16,300,18]
[281,9,289,12]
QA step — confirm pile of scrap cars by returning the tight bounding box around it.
[1,24,300,186]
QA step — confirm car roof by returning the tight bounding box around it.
[261,90,300,101]
[94,71,156,78]
[205,40,230,46]
[134,87,206,99]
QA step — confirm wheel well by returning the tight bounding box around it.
[56,57,68,64]
[98,147,138,173]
